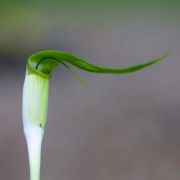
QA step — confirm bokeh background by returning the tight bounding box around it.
[0,0,180,179]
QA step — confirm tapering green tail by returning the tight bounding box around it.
[27,50,169,77]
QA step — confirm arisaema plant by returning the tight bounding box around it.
[22,50,169,180]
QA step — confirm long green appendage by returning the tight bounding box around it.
[28,50,169,76]
[23,50,169,180]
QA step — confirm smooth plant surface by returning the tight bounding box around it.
[22,50,169,180]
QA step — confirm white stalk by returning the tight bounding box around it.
[24,125,44,180]
[23,69,49,180]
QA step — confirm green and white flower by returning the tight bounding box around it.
[22,50,169,180]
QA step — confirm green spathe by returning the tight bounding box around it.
[23,50,169,130]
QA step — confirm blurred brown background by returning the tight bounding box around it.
[0,0,180,179]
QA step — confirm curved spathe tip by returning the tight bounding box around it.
[27,49,170,78]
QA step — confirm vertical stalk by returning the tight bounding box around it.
[24,126,44,180]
